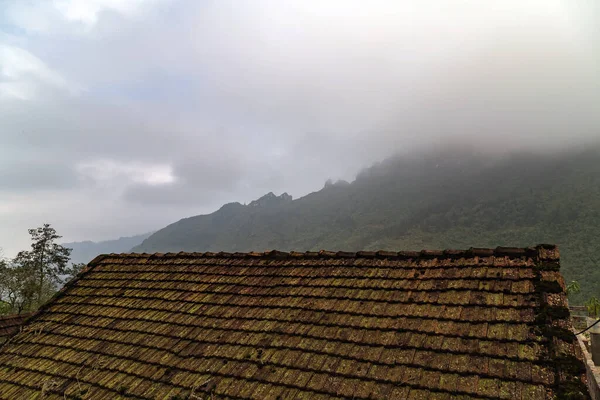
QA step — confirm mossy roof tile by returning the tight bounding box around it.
[0,245,588,399]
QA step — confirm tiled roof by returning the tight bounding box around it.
[0,245,589,399]
[0,313,30,343]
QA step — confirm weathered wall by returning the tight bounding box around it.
[577,334,600,400]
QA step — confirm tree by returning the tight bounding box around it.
[0,261,37,314]
[586,296,600,318]
[63,263,86,284]
[12,224,71,308]
[566,281,581,296]
[0,258,11,314]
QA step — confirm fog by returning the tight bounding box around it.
[0,0,599,256]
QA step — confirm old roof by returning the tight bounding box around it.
[0,245,589,399]
[0,313,30,343]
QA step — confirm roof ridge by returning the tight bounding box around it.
[96,244,557,262]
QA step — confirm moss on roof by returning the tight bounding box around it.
[0,245,589,399]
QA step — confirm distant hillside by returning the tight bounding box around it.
[63,232,153,264]
[133,147,600,303]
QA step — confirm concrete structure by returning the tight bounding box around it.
[577,334,600,400]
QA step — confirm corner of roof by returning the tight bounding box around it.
[535,244,560,265]
[529,244,586,395]
[531,244,565,310]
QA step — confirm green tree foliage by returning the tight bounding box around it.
[63,262,86,283]
[13,224,71,307]
[0,224,77,315]
[566,281,581,296]
[0,259,37,314]
[586,296,600,318]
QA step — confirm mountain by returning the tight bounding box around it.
[133,146,600,303]
[63,232,153,264]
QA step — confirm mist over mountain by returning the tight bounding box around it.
[133,146,600,302]
[63,232,153,265]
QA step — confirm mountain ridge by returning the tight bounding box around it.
[132,147,600,302]
[63,232,153,264]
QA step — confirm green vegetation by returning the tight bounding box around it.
[566,281,581,296]
[0,224,81,315]
[134,147,600,304]
[586,296,600,318]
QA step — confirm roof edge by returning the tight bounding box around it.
[5,253,107,343]
[93,244,557,262]
[530,246,587,396]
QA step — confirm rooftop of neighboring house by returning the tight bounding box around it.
[0,313,31,344]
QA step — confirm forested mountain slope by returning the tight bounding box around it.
[134,147,600,302]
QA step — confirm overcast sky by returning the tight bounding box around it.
[0,0,599,256]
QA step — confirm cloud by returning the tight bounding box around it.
[0,0,599,256]
[122,147,283,205]
[0,158,80,191]
[54,0,160,25]
[76,159,176,186]
[4,0,165,34]
[0,44,78,99]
